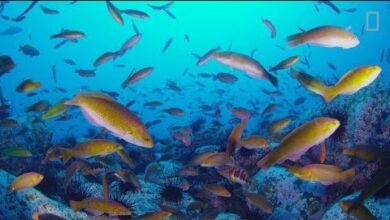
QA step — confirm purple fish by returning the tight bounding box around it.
[262,18,276,39]
[197,46,220,66]
[119,33,142,56]
[52,65,56,83]
[164,9,176,19]
[327,62,336,71]
[13,1,38,21]
[318,1,340,14]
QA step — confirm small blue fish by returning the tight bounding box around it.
[162,38,173,54]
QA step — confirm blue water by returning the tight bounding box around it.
[0,1,390,219]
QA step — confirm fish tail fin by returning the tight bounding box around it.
[343,168,356,184]
[69,200,81,211]
[321,86,338,103]
[286,33,303,47]
[61,149,73,164]
[268,72,278,88]
[64,92,84,106]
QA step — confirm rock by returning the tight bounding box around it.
[0,169,88,219]
[323,192,390,220]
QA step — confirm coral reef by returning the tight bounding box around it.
[0,169,87,220]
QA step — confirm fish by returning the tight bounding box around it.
[318,1,340,14]
[121,9,149,19]
[261,18,276,38]
[65,92,153,148]
[116,149,134,168]
[16,79,41,93]
[54,40,68,49]
[93,51,118,67]
[121,67,153,88]
[197,47,220,66]
[112,170,141,189]
[133,210,171,220]
[132,20,139,34]
[213,72,238,84]
[347,166,390,213]
[187,201,208,212]
[32,212,66,220]
[268,117,292,136]
[144,101,163,107]
[300,56,311,69]
[161,38,173,54]
[41,99,69,120]
[319,66,380,103]
[262,89,282,97]
[19,45,40,56]
[257,117,340,169]
[172,131,191,146]
[239,135,269,149]
[270,56,299,72]
[184,34,190,42]
[342,144,390,161]
[163,9,176,19]
[158,205,185,218]
[226,118,248,156]
[287,25,359,48]
[203,184,231,197]
[213,51,278,88]
[201,152,234,168]
[148,2,174,10]
[343,8,357,13]
[0,147,32,157]
[328,62,337,71]
[178,167,199,177]
[61,139,123,164]
[119,33,142,56]
[242,190,272,214]
[27,100,50,113]
[50,29,85,40]
[106,1,124,25]
[0,119,18,127]
[75,69,96,77]
[70,197,131,216]
[189,151,216,166]
[320,142,326,163]
[42,146,63,164]
[250,48,258,57]
[288,164,355,185]
[0,26,22,36]
[261,103,278,116]
[340,200,377,220]
[296,25,305,32]
[290,68,325,96]
[13,1,38,21]
[40,5,59,15]
[52,65,57,83]
[163,107,185,116]
[0,55,16,76]
[8,172,44,192]
[217,165,251,185]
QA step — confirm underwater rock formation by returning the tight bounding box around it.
[323,192,390,219]
[0,169,87,219]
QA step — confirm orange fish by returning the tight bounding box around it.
[65,92,153,148]
[203,184,231,197]
[8,172,44,192]
[201,152,234,168]
[320,142,326,163]
[226,118,248,157]
[70,197,131,216]
[106,1,124,25]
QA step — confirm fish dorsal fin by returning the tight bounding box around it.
[84,92,116,102]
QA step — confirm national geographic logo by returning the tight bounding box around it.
[366,11,380,32]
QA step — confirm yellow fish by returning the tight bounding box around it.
[70,197,131,216]
[8,172,44,192]
[41,99,69,120]
[203,184,231,197]
[257,117,340,169]
[133,211,172,220]
[288,164,356,185]
[65,92,153,148]
[238,135,269,149]
[61,139,123,164]
[290,68,326,96]
[16,79,41,93]
[322,66,381,103]
[242,190,272,214]
[270,55,299,72]
[268,117,292,136]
